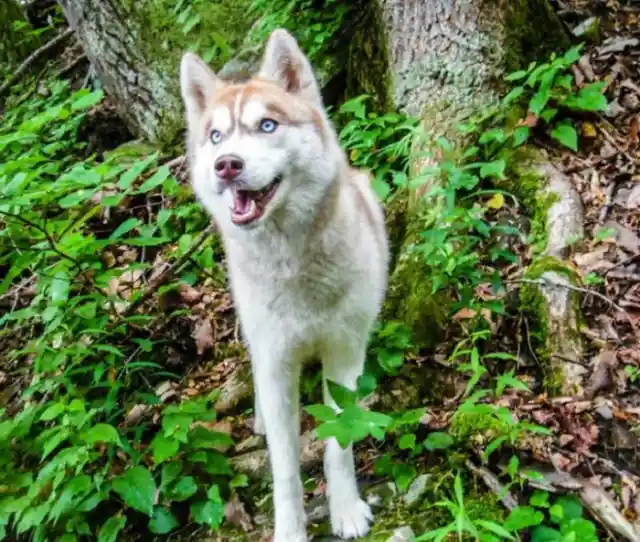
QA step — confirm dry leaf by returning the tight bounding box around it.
[194,319,215,355]
[179,283,203,304]
[224,493,254,532]
[629,116,639,148]
[582,122,598,138]
[453,308,476,321]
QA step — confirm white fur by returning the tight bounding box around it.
[180,29,389,541]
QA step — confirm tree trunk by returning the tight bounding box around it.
[56,0,254,146]
[349,1,585,393]
[0,0,38,66]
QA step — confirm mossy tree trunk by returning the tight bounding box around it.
[56,0,253,146]
[349,0,570,337]
[0,0,39,66]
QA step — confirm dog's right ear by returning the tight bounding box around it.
[180,52,218,121]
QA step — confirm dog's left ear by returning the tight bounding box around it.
[258,29,323,108]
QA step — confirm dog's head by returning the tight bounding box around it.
[179,29,343,233]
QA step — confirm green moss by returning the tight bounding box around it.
[503,0,571,73]
[345,1,393,111]
[519,256,583,395]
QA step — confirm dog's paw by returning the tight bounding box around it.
[330,498,373,539]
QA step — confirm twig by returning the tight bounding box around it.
[0,28,74,97]
[604,253,640,276]
[0,209,79,266]
[164,155,186,170]
[465,459,519,511]
[550,352,590,367]
[121,223,216,318]
[598,180,618,223]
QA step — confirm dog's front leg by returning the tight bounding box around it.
[253,348,306,542]
[322,338,373,539]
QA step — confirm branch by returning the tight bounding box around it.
[0,209,79,266]
[0,28,74,97]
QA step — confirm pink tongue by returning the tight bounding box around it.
[233,190,251,214]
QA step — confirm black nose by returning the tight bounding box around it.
[214,154,244,181]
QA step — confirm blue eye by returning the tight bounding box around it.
[260,118,278,133]
[211,130,222,145]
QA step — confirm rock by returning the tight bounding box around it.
[572,17,600,43]
[233,434,263,454]
[387,526,415,542]
[626,184,640,209]
[595,405,613,420]
[365,481,398,509]
[403,474,430,507]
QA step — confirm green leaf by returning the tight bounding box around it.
[110,218,142,240]
[112,466,156,517]
[169,476,198,502]
[160,461,183,490]
[530,490,550,508]
[505,70,527,81]
[424,432,454,451]
[83,424,120,446]
[550,496,583,524]
[529,88,551,115]
[71,90,104,111]
[512,126,530,147]
[326,380,358,409]
[559,518,597,542]
[230,474,249,488]
[40,402,65,421]
[304,404,338,422]
[149,508,179,534]
[118,153,158,190]
[97,516,126,542]
[479,160,506,179]
[504,506,545,531]
[398,433,416,450]
[550,123,578,151]
[150,433,180,464]
[531,526,563,542]
[476,520,515,540]
[138,166,171,193]
[392,463,417,492]
[191,498,224,528]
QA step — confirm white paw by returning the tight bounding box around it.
[273,532,307,542]
[330,498,373,539]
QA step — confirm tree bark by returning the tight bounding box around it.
[349,0,572,340]
[56,0,253,146]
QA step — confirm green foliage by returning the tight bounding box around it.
[0,79,236,539]
[336,95,419,200]
[247,0,350,62]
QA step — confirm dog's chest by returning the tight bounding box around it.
[232,248,352,321]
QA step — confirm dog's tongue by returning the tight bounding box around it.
[231,189,261,224]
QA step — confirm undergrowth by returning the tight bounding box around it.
[0,7,608,537]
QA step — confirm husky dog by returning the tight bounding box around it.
[179,28,389,541]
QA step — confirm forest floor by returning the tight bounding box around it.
[0,0,639,541]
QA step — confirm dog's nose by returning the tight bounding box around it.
[214,155,244,181]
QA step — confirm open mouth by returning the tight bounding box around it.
[229,176,281,226]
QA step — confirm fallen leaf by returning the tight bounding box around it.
[224,493,254,532]
[582,122,598,138]
[629,116,639,148]
[487,193,505,209]
[179,283,203,304]
[453,308,476,321]
[194,319,215,355]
